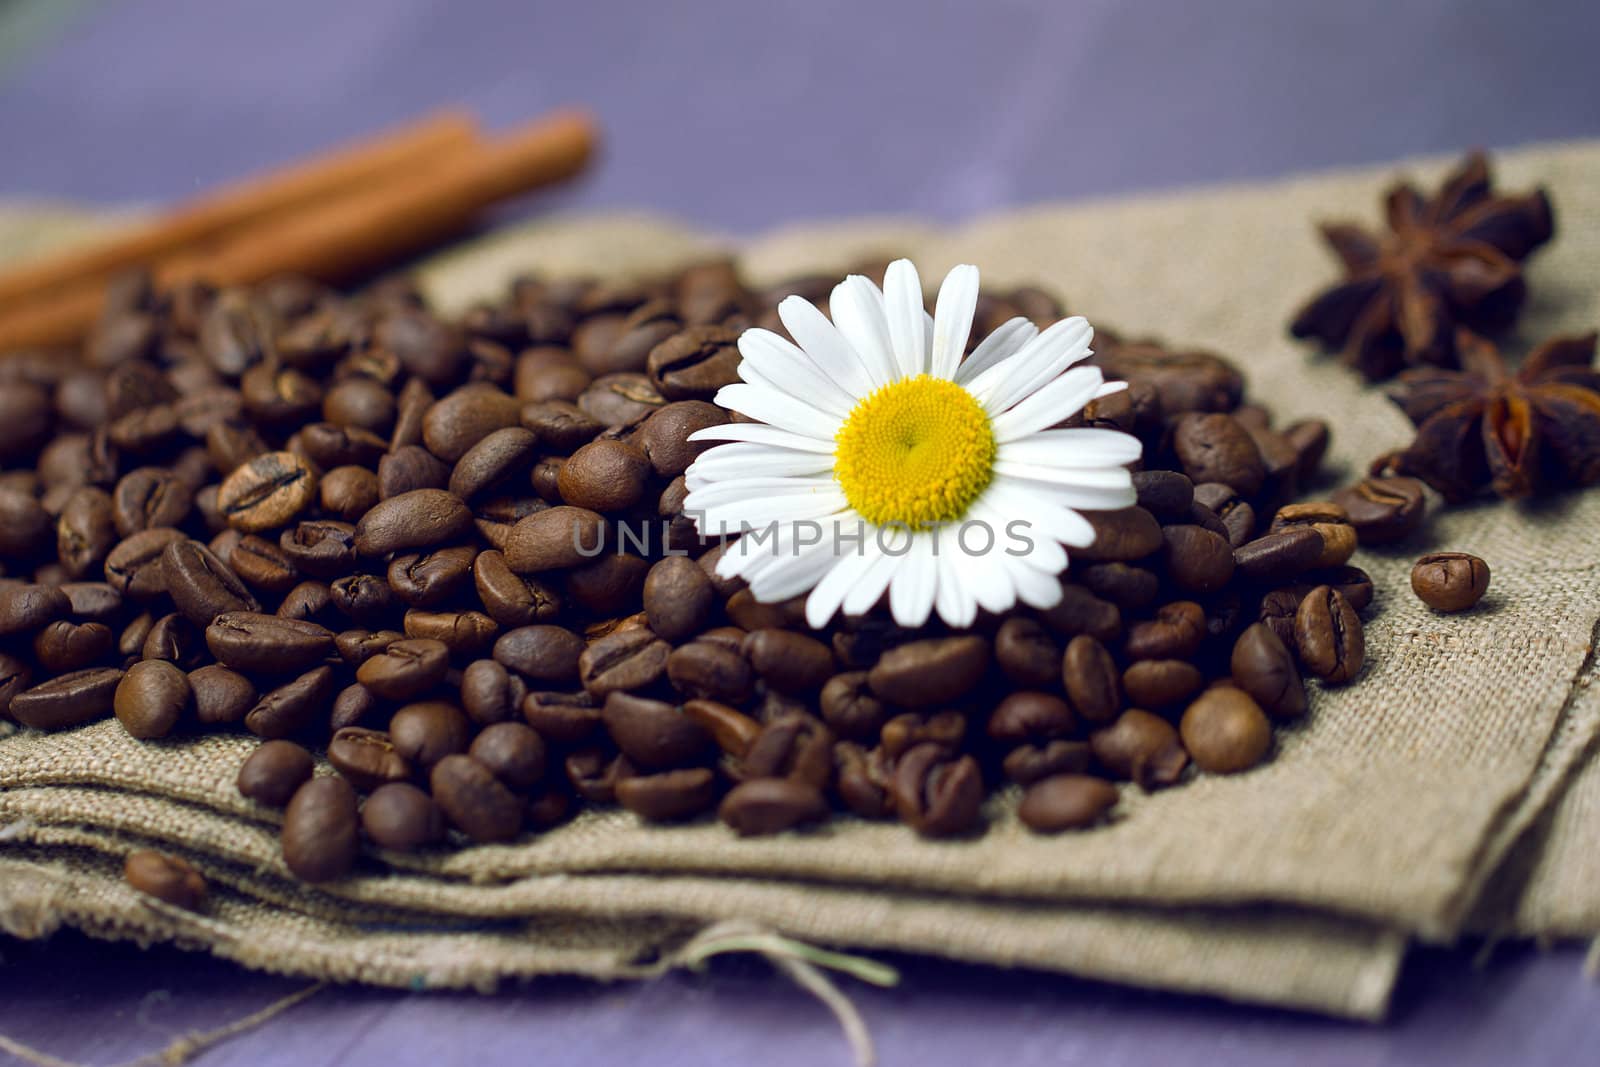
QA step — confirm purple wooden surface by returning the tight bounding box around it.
[3,0,1600,1063]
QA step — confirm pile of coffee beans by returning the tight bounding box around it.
[0,262,1418,885]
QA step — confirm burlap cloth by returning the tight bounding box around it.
[4,141,1600,1020]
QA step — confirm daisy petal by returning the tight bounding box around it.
[990,366,1107,442]
[955,317,1037,385]
[805,533,881,628]
[737,329,856,417]
[688,422,836,453]
[1003,553,1066,609]
[991,461,1134,490]
[888,534,938,627]
[991,477,1135,512]
[969,316,1093,413]
[883,259,928,380]
[929,264,980,381]
[843,538,906,615]
[748,542,840,603]
[713,383,840,440]
[830,276,898,386]
[776,295,877,398]
[931,525,978,627]
[972,498,1066,575]
[998,428,1143,467]
[685,444,836,487]
[983,481,1097,547]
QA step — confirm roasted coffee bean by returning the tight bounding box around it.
[681,698,762,757]
[245,665,336,739]
[386,545,476,607]
[448,426,539,501]
[109,467,191,538]
[519,400,602,454]
[1258,588,1302,647]
[742,629,833,694]
[322,377,395,432]
[817,671,889,740]
[113,659,191,739]
[422,385,521,462]
[469,721,547,790]
[117,613,154,661]
[162,539,259,625]
[328,727,413,791]
[1284,418,1331,480]
[742,713,835,787]
[880,709,966,760]
[635,400,727,477]
[1121,660,1205,710]
[1002,740,1093,785]
[1077,506,1163,562]
[0,487,51,562]
[319,465,381,522]
[389,378,434,450]
[1332,476,1427,544]
[642,556,714,643]
[107,404,180,454]
[1172,413,1265,497]
[1123,601,1206,661]
[1018,775,1120,832]
[1180,688,1272,773]
[282,776,360,882]
[648,325,743,400]
[355,638,450,701]
[577,371,664,427]
[0,653,31,719]
[1297,565,1375,613]
[660,639,751,704]
[1269,502,1357,569]
[1131,470,1195,522]
[361,782,447,851]
[206,420,268,476]
[355,489,473,556]
[563,552,649,616]
[459,659,523,724]
[892,743,984,837]
[390,700,472,769]
[216,451,317,533]
[488,624,582,683]
[329,574,397,625]
[294,422,383,469]
[992,618,1061,688]
[378,445,452,499]
[105,528,186,599]
[602,692,712,769]
[1233,528,1325,583]
[1159,525,1235,594]
[1091,709,1189,788]
[522,690,601,744]
[56,487,118,578]
[277,520,359,579]
[1036,583,1123,644]
[33,620,113,672]
[402,609,499,656]
[1077,563,1161,610]
[333,629,401,666]
[867,636,989,708]
[124,850,207,911]
[431,754,523,842]
[228,535,301,594]
[0,380,53,460]
[1059,635,1121,723]
[237,739,315,806]
[1230,623,1307,719]
[503,506,608,573]
[555,440,652,515]
[1294,585,1365,684]
[183,665,256,727]
[53,584,119,625]
[565,746,635,804]
[580,627,670,696]
[1193,482,1255,547]
[328,682,381,731]
[615,767,717,822]
[473,549,562,627]
[987,692,1076,744]
[719,777,828,836]
[277,581,333,622]
[833,742,894,818]
[1411,552,1490,612]
[10,667,123,730]
[205,612,333,673]
[515,348,590,403]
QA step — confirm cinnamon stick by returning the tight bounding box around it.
[0,109,480,311]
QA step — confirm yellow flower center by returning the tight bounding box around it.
[833,375,996,529]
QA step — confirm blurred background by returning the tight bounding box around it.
[1,0,1598,231]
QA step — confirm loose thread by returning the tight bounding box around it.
[677,920,899,1067]
[0,982,324,1067]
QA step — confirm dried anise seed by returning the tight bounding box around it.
[1383,330,1600,501]
[1289,151,1554,381]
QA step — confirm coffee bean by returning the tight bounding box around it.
[1230,623,1307,719]
[422,385,521,462]
[278,520,359,579]
[355,489,473,556]
[33,620,113,672]
[1233,528,1325,583]
[390,700,472,769]
[1298,565,1375,613]
[472,549,561,627]
[1090,709,1188,788]
[680,698,762,757]
[868,636,989,708]
[56,487,119,579]
[123,850,207,911]
[565,746,635,804]
[1332,476,1427,544]
[1173,413,1265,496]
[1059,635,1121,723]
[742,629,833,694]
[1258,588,1302,647]
[245,665,337,739]
[58,581,123,622]
[558,440,654,519]
[602,691,712,769]
[636,401,727,477]
[742,713,835,787]
[0,653,33,720]
[1018,775,1119,832]
[431,754,523,842]
[163,539,259,625]
[581,627,670,696]
[986,692,1075,745]
[105,528,186,599]
[1077,563,1161,610]
[319,465,381,522]
[491,625,584,683]
[457,659,522,725]
[469,721,547,790]
[1002,740,1093,785]
[522,690,600,744]
[277,581,332,623]
[1193,483,1255,547]
[892,743,984,837]
[385,545,476,608]
[205,612,333,673]
[448,426,539,502]
[224,534,297,595]
[816,671,888,740]
[991,618,1060,688]
[1077,506,1163,562]
[237,739,314,806]
[355,637,450,701]
[1121,660,1205,709]
[1123,601,1205,661]
[282,776,360,882]
[503,506,608,573]
[401,609,499,656]
[1411,552,1490,612]
[329,574,397,626]
[328,727,413,791]
[1160,524,1236,593]
[615,767,717,822]
[10,667,123,730]
[361,782,446,851]
[719,777,828,836]
[1180,688,1272,773]
[1131,470,1195,522]
[294,422,382,469]
[648,325,743,400]
[641,556,714,643]
[217,451,317,533]
[880,710,965,760]
[378,445,451,499]
[113,659,191,739]
[832,742,893,818]
[1293,585,1365,684]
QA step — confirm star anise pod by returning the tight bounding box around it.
[1383,330,1600,501]
[1290,151,1554,381]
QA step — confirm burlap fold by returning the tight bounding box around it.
[5,140,1600,1017]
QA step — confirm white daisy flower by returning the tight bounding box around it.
[683,259,1142,630]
